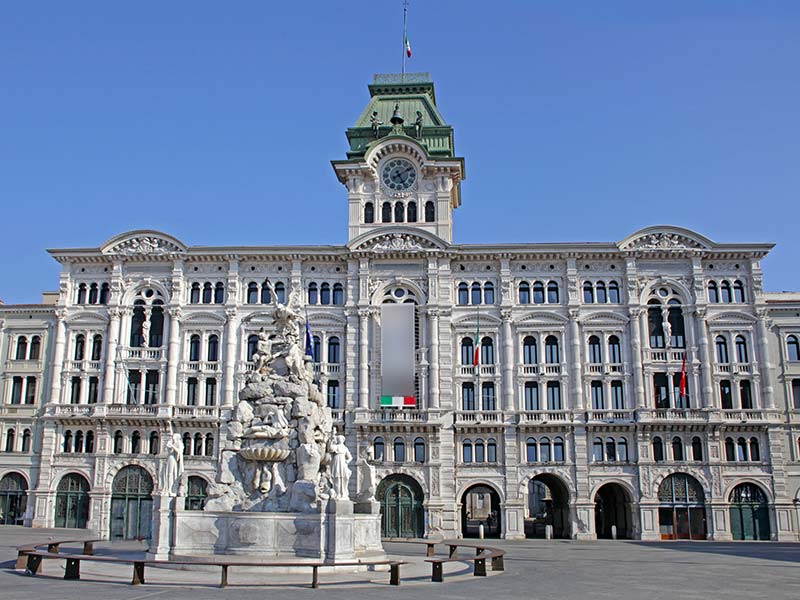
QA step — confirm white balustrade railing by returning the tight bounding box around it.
[119,347,163,361]
[182,360,222,373]
[721,409,765,422]
[455,410,502,424]
[585,409,635,422]
[371,409,427,423]
[640,408,705,421]
[518,410,571,423]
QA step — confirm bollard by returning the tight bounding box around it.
[478,524,485,540]
[611,525,617,540]
[545,524,553,540]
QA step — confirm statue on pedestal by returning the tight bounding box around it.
[164,432,184,496]
[329,434,353,501]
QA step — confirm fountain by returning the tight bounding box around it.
[149,282,384,562]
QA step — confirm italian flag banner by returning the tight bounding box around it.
[380,395,416,408]
[405,34,412,58]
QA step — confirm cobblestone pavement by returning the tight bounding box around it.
[1,527,799,600]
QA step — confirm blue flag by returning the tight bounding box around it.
[305,320,315,358]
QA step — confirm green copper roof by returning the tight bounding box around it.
[344,73,455,159]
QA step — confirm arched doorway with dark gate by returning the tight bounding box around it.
[461,483,501,538]
[55,473,90,528]
[110,465,154,540]
[0,472,27,525]
[525,474,571,539]
[376,474,424,538]
[657,473,707,540]
[594,483,632,539]
[729,482,770,540]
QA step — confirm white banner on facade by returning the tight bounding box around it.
[380,303,415,397]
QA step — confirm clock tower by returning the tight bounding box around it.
[332,73,465,244]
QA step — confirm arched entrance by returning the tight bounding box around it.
[729,483,770,540]
[461,484,501,538]
[376,475,424,538]
[657,473,706,540]
[0,473,27,525]
[594,483,632,539]
[110,466,153,540]
[55,473,90,528]
[525,474,571,539]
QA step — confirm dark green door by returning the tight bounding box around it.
[378,475,424,538]
[730,483,770,541]
[55,474,90,528]
[110,466,154,540]
[0,473,27,525]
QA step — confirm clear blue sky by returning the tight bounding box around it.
[1,1,798,304]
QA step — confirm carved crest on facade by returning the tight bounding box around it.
[361,233,432,253]
[624,232,703,252]
[102,232,186,258]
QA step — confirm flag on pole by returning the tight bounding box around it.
[473,307,481,367]
[304,319,315,359]
[405,34,412,58]
[679,356,687,398]
[380,395,416,408]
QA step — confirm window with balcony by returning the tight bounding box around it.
[187,378,198,406]
[740,380,753,409]
[189,335,201,362]
[91,334,102,361]
[545,336,559,364]
[327,380,340,409]
[524,382,539,410]
[74,334,85,361]
[793,379,800,409]
[328,337,340,364]
[608,335,621,364]
[523,336,537,364]
[653,373,669,409]
[70,376,81,404]
[87,377,98,404]
[29,336,40,360]
[647,303,665,349]
[461,338,474,366]
[735,336,748,363]
[591,381,604,409]
[787,335,800,361]
[611,381,624,409]
[462,383,475,410]
[481,382,496,411]
[716,336,729,364]
[720,379,733,410]
[205,378,217,406]
[208,335,219,362]
[546,381,561,410]
[480,337,494,364]
[10,377,22,405]
[588,336,602,364]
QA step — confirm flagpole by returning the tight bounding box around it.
[402,0,408,76]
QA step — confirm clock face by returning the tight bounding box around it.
[381,158,417,191]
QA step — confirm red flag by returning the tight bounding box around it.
[679,357,687,398]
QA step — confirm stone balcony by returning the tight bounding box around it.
[585,409,636,423]
[585,363,624,376]
[638,408,707,422]
[457,365,497,377]
[516,364,566,377]
[65,359,103,372]
[5,359,44,372]
[46,403,221,421]
[0,404,38,417]
[517,410,572,424]
[367,408,428,423]
[312,362,343,376]
[454,410,504,425]
[643,349,687,362]
[181,360,223,374]
[118,346,164,361]
[714,363,753,375]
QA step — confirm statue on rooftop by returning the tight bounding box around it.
[414,110,423,138]
[370,110,383,138]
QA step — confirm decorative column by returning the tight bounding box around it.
[568,310,583,410]
[695,308,714,408]
[102,308,121,404]
[755,309,775,409]
[428,308,440,409]
[358,308,369,409]
[165,307,181,406]
[223,308,238,407]
[48,309,68,405]
[501,309,514,412]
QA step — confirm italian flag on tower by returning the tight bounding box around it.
[405,34,412,58]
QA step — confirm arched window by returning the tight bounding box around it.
[193,433,203,456]
[85,431,94,453]
[533,281,545,304]
[720,379,733,409]
[740,380,753,409]
[24,377,36,405]
[274,282,286,304]
[189,334,201,362]
[652,436,664,462]
[523,336,537,364]
[382,201,392,223]
[182,432,192,455]
[789,335,800,361]
[608,281,620,304]
[526,437,538,462]
[332,283,344,305]
[246,282,258,304]
[463,439,473,463]
[100,283,110,304]
[471,282,482,305]
[481,382,496,411]
[667,300,685,348]
[647,304,665,349]
[749,437,760,461]
[482,282,494,305]
[76,283,87,304]
[545,336,559,363]
[591,381,604,409]
[617,438,628,462]
[725,437,736,461]
[202,282,213,304]
[190,283,201,304]
[327,337,340,364]
[75,431,84,453]
[593,437,604,462]
[596,281,607,304]
[583,282,594,303]
[364,201,374,223]
[207,335,219,362]
[691,436,703,461]
[524,382,539,410]
[326,380,340,409]
[15,337,27,360]
[307,282,318,305]
[424,200,435,222]
[88,283,99,304]
[708,281,719,303]
[214,282,225,304]
[63,430,72,453]
[553,437,565,461]
[716,336,729,364]
[131,431,141,454]
[394,202,405,223]
[185,476,208,511]
[733,280,745,303]
[366,438,382,464]
[113,430,123,454]
[205,378,217,406]
[462,383,475,411]
[474,438,485,463]
[608,335,621,363]
[737,437,748,462]
[519,281,530,304]
[588,336,602,364]
[720,280,733,303]
[735,336,748,363]
[74,334,85,361]
[487,438,497,462]
[547,281,559,304]
[393,437,406,462]
[246,334,258,361]
[672,437,684,461]
[605,437,616,462]
[149,431,159,455]
[29,336,40,360]
[260,280,271,304]
[457,283,469,305]
[414,437,425,463]
[540,437,551,462]
[320,283,331,305]
[21,429,31,453]
[460,338,474,366]
[91,334,102,361]
[312,335,321,363]
[480,337,494,364]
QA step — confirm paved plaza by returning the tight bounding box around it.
[0,527,799,600]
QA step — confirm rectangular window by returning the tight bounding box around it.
[740,380,753,410]
[144,370,159,405]
[673,373,689,409]
[70,376,81,404]
[591,381,604,409]
[205,378,217,406]
[24,377,36,404]
[611,381,624,409]
[10,377,23,404]
[546,382,561,410]
[524,382,539,411]
[482,383,496,411]
[327,380,339,409]
[720,380,733,410]
[653,373,669,409]
[462,384,475,411]
[126,371,141,404]
[793,379,800,410]
[186,377,198,406]
[87,377,99,405]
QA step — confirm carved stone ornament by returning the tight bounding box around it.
[624,233,703,252]
[105,236,185,257]
[360,233,434,253]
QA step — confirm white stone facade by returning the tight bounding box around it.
[2,74,800,544]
